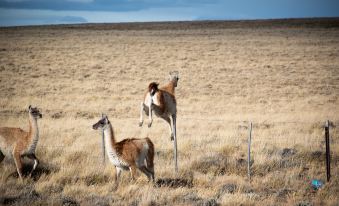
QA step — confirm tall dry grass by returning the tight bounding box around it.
[0,19,338,205]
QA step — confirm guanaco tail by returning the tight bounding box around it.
[93,115,155,182]
[0,105,42,179]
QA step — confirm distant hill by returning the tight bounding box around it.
[1,17,338,30]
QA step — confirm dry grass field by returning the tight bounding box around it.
[0,18,339,205]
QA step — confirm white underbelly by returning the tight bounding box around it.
[28,140,38,153]
[107,151,129,169]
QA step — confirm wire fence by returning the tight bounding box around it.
[35,117,337,150]
[2,116,337,180]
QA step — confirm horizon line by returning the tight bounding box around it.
[1,16,339,28]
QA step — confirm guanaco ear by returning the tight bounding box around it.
[169,71,179,77]
[28,105,32,110]
[104,115,109,123]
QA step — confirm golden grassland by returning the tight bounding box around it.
[0,18,339,205]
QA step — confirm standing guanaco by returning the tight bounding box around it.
[93,115,155,182]
[0,105,42,179]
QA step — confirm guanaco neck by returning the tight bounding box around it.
[27,113,39,153]
[103,123,116,151]
[162,80,176,95]
[103,122,129,167]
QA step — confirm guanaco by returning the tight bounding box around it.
[0,105,42,179]
[138,71,179,172]
[93,115,155,182]
[139,71,179,140]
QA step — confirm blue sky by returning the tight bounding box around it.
[0,0,338,26]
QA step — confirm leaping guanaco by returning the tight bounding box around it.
[0,105,42,180]
[139,71,179,172]
[93,115,155,182]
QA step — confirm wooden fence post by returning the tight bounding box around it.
[325,120,330,182]
[102,113,106,165]
[248,122,252,181]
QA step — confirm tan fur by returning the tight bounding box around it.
[160,81,176,96]
[113,137,155,177]
[0,106,42,180]
[93,116,155,182]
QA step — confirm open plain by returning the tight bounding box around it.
[0,18,339,205]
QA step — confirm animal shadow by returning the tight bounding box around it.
[155,178,193,188]
[7,162,56,181]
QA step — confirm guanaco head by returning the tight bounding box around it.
[148,82,159,96]
[29,105,42,119]
[92,115,110,130]
[169,71,179,87]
